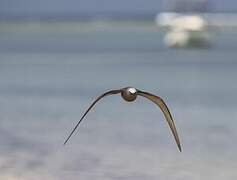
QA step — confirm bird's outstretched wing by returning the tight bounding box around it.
[137,90,181,151]
[64,89,122,145]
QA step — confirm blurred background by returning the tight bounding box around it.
[1,0,237,179]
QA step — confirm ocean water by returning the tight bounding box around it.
[0,21,237,180]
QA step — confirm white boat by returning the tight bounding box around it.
[155,0,237,48]
[157,13,210,48]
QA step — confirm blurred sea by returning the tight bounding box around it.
[0,21,237,180]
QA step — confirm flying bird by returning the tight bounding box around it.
[64,87,181,151]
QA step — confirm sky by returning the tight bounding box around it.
[0,0,237,19]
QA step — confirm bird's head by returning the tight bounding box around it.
[121,87,137,102]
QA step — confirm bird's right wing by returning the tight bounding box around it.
[64,89,122,145]
[137,90,181,152]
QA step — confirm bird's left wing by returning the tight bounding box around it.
[64,89,122,145]
[137,90,181,151]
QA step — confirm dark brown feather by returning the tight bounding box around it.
[137,90,181,151]
[64,89,121,145]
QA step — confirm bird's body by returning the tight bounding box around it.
[64,87,182,152]
[121,87,137,102]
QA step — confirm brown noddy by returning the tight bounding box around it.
[64,87,181,152]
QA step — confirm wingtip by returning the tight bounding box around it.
[63,138,70,146]
[178,144,182,152]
